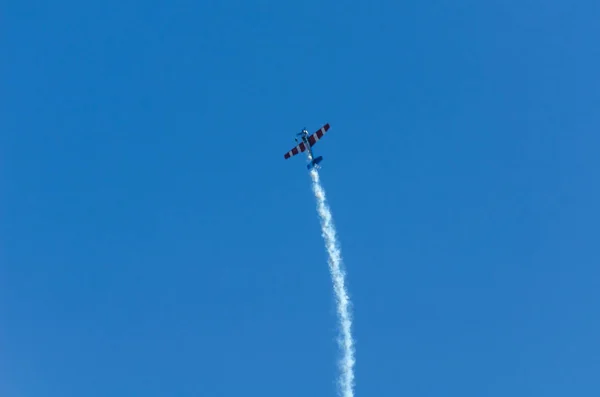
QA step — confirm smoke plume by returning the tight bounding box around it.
[309,168,356,397]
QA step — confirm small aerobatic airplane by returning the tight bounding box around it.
[283,123,330,170]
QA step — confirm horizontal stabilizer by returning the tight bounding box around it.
[307,155,323,170]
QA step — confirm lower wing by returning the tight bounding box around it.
[283,141,307,159]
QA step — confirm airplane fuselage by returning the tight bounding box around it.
[297,129,314,160]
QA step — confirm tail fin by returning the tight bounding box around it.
[307,156,323,170]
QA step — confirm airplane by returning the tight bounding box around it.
[283,123,330,170]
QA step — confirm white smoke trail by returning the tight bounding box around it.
[309,167,356,397]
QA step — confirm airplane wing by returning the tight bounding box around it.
[308,123,330,146]
[284,141,307,159]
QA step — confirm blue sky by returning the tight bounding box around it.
[2,0,599,396]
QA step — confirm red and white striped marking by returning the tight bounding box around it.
[308,123,330,147]
[284,141,307,159]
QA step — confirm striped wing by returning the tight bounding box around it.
[308,123,330,146]
[283,141,307,159]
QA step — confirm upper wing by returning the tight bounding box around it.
[283,141,307,159]
[308,123,330,146]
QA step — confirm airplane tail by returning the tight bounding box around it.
[307,155,323,170]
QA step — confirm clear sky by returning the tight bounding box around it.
[2,1,599,396]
